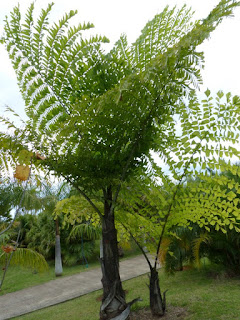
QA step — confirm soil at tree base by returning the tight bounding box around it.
[130,305,188,320]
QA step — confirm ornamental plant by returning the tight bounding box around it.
[1,1,240,318]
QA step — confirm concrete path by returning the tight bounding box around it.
[0,255,158,320]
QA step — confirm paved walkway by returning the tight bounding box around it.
[0,255,158,320]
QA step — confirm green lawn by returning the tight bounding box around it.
[11,267,240,320]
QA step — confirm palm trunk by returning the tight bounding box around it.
[55,217,63,277]
[123,225,166,317]
[149,268,166,316]
[100,187,128,320]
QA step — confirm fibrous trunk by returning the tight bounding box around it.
[149,268,166,317]
[100,187,128,320]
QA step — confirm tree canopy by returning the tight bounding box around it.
[1,1,238,196]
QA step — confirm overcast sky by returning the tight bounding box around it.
[0,0,240,121]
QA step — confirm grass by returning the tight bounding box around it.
[9,265,240,320]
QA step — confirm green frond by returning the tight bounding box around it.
[51,23,94,84]
[109,34,131,72]
[62,241,95,265]
[44,9,79,78]
[130,5,195,72]
[0,248,49,272]
[192,233,211,268]
[21,3,35,61]
[32,3,55,69]
[158,237,172,265]
[54,195,101,227]
[2,3,108,133]
[0,233,11,245]
[69,223,101,241]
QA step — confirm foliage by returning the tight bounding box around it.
[199,228,240,274]
[118,90,240,248]
[192,232,211,268]
[0,183,22,221]
[1,1,237,191]
[69,223,101,241]
[0,182,101,266]
[114,90,240,302]
[0,131,25,179]
[157,224,240,275]
[159,227,196,273]
[25,212,55,259]
[157,226,210,273]
[21,211,99,266]
[54,195,101,228]
[0,247,49,273]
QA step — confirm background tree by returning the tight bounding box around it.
[1,1,240,318]
[0,241,48,291]
[39,183,69,277]
[23,210,100,265]
[0,211,48,291]
[0,183,22,222]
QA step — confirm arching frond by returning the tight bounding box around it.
[32,3,54,69]
[2,3,109,132]
[130,5,196,72]
[192,233,211,268]
[69,223,101,241]
[158,237,172,265]
[0,248,49,272]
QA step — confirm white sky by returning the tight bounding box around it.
[0,0,240,121]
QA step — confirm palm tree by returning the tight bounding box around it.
[40,183,70,276]
[0,179,48,289]
[0,224,48,290]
